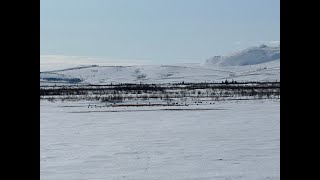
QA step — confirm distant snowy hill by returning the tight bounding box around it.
[202,44,280,67]
[40,45,280,85]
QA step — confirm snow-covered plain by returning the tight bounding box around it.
[40,99,279,180]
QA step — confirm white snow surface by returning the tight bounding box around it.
[40,61,279,84]
[202,44,280,67]
[40,45,280,85]
[41,99,279,180]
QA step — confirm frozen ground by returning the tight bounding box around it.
[40,99,279,180]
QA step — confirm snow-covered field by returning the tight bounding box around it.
[40,99,279,180]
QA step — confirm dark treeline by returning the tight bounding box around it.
[40,80,278,88]
[41,81,279,91]
[40,81,280,102]
[40,84,166,96]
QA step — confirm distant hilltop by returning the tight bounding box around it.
[202,44,280,67]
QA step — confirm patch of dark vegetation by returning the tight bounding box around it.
[69,108,227,113]
[42,77,82,83]
[40,81,280,102]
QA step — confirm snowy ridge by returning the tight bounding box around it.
[202,44,280,67]
[40,45,280,84]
